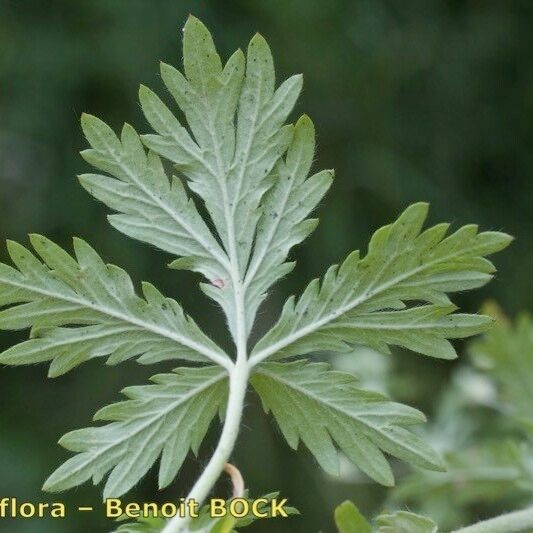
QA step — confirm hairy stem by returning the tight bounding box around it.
[161,358,249,533]
[451,507,533,533]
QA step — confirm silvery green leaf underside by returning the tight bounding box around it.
[251,203,512,364]
[251,360,445,486]
[0,235,229,375]
[44,366,228,498]
[79,16,329,339]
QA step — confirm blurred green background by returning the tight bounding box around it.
[0,1,531,531]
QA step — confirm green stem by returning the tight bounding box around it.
[451,507,533,533]
[160,358,249,533]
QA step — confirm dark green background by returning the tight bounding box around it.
[0,1,530,531]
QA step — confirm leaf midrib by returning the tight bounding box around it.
[254,367,428,462]
[0,275,229,366]
[57,371,227,487]
[251,245,479,364]
[97,125,231,274]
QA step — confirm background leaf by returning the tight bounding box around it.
[469,307,533,429]
[377,510,438,533]
[334,501,372,533]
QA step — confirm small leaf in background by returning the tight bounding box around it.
[469,305,533,430]
[377,510,438,533]
[334,500,372,533]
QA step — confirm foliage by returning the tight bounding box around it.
[470,304,533,429]
[0,12,516,533]
[0,236,229,375]
[334,501,372,533]
[43,366,228,497]
[333,500,437,533]
[381,308,533,530]
[251,360,443,485]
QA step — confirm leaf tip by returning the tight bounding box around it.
[41,479,53,493]
[249,31,269,51]
[80,112,99,130]
[138,83,150,98]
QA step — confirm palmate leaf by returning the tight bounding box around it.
[251,360,444,485]
[0,235,230,376]
[251,202,512,365]
[0,13,514,517]
[43,366,228,498]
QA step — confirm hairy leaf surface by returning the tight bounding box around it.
[252,203,512,364]
[0,236,229,375]
[243,115,333,328]
[143,17,300,271]
[136,16,306,338]
[44,366,228,497]
[79,115,229,283]
[251,360,444,485]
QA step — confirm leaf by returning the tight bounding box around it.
[469,308,533,429]
[79,115,229,283]
[393,440,533,513]
[146,16,300,270]
[243,115,333,329]
[251,360,444,484]
[138,16,302,339]
[334,501,372,533]
[251,203,512,364]
[0,236,230,375]
[332,501,438,533]
[376,510,438,533]
[43,366,228,498]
